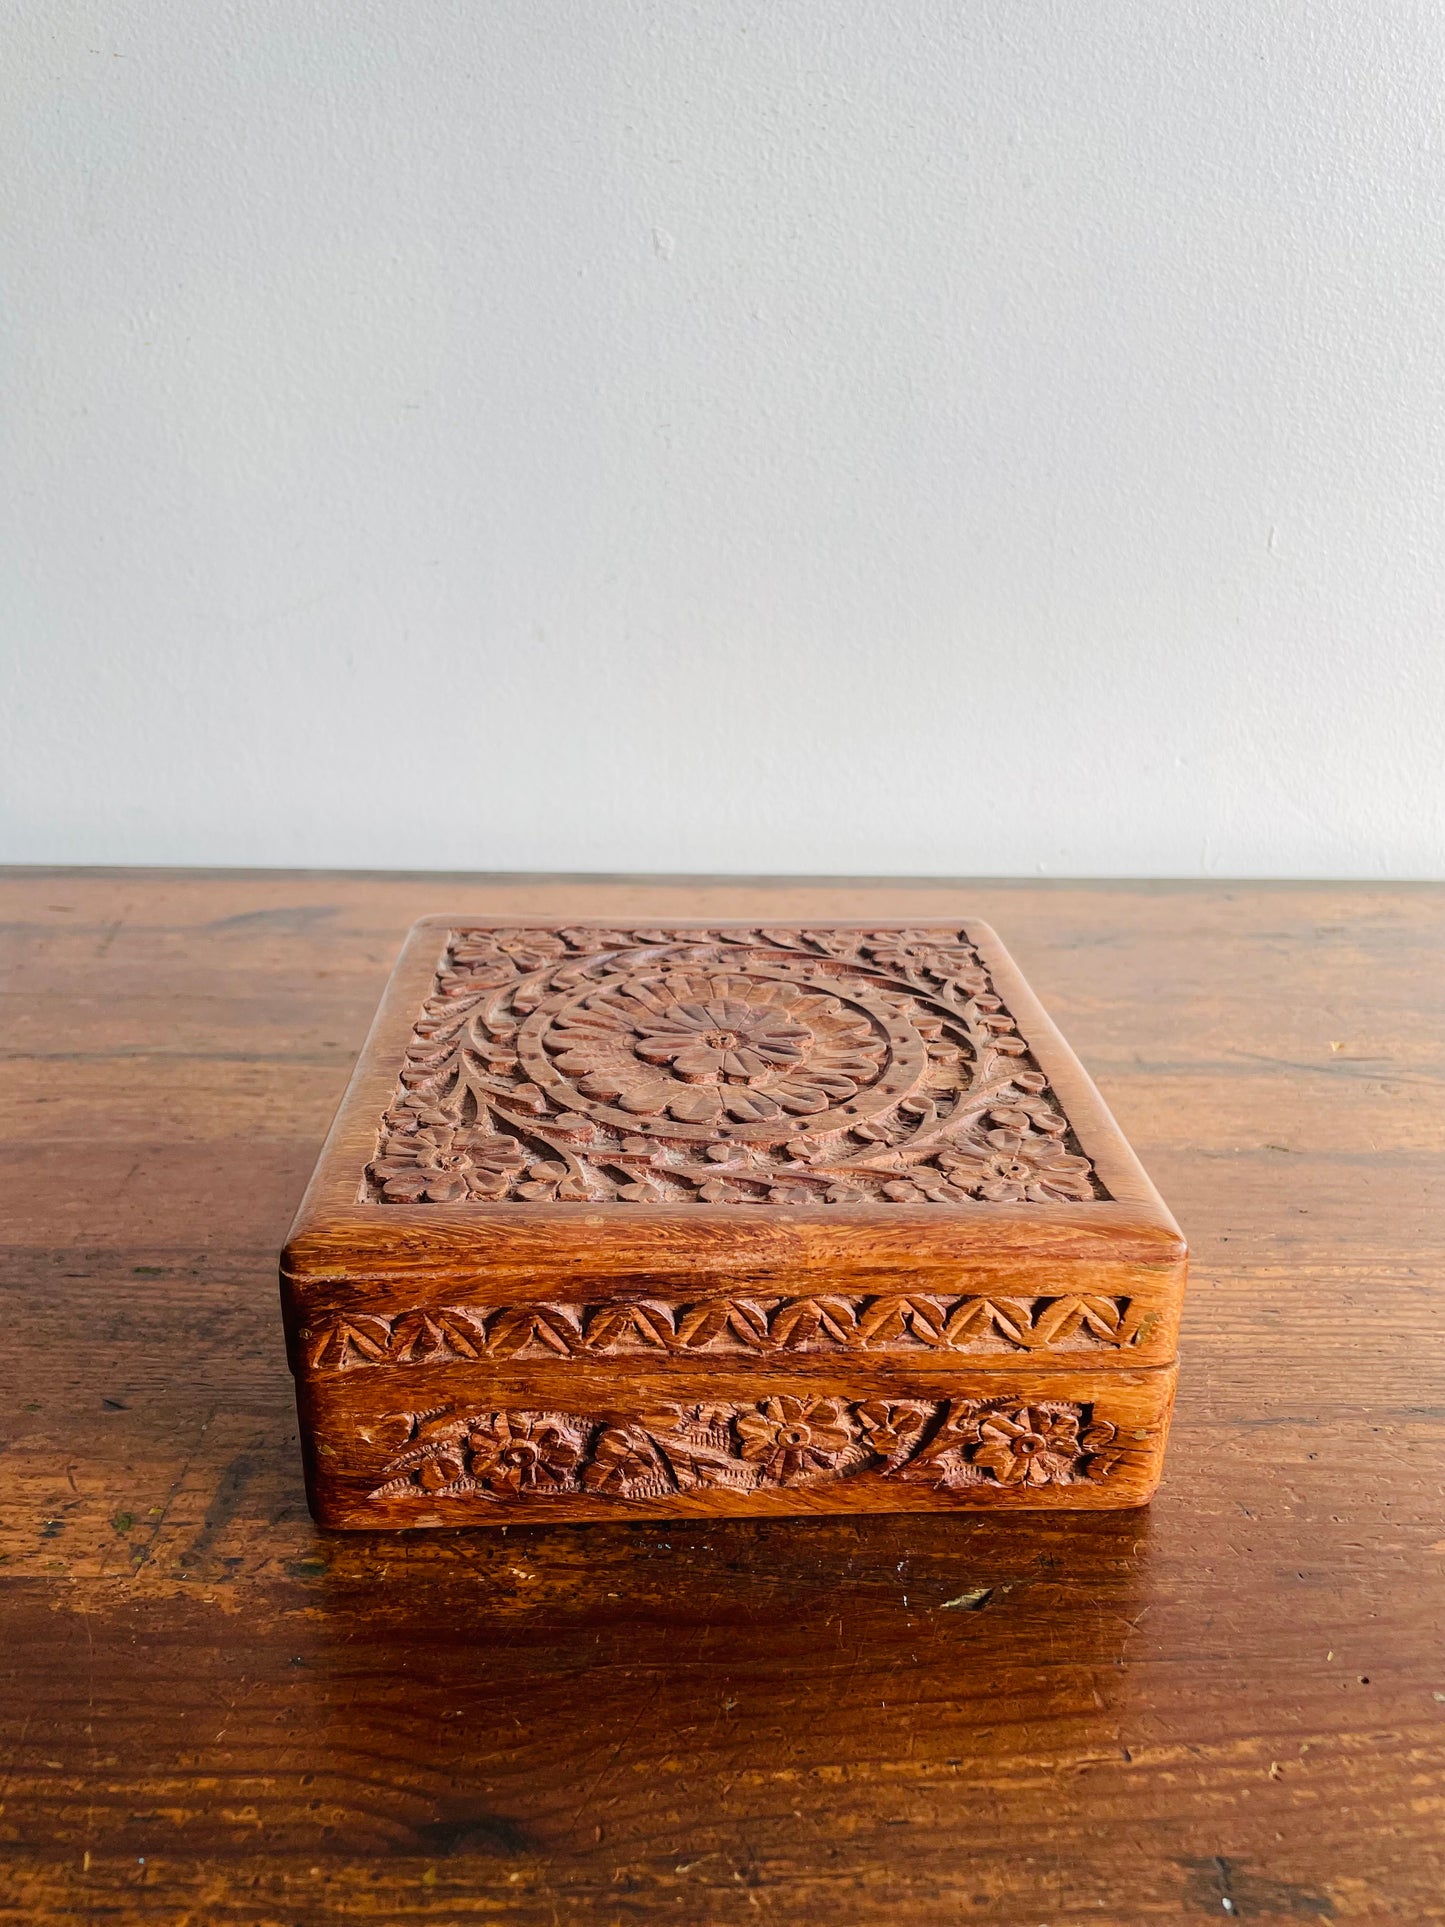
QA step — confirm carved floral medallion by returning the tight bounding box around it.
[366,926,1106,1207]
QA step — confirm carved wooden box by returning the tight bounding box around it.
[280,919,1186,1526]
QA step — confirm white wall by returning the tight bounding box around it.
[4,0,1444,876]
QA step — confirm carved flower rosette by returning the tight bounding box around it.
[366,926,1104,1207]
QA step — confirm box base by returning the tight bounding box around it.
[298,1361,1177,1527]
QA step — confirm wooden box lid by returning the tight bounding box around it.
[282,919,1185,1352]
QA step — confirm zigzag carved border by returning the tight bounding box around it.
[304,1291,1158,1371]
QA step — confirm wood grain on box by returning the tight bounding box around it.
[281,920,1186,1521]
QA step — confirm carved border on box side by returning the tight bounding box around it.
[303,1293,1158,1371]
[365,1396,1135,1502]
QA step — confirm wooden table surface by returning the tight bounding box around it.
[2,871,1442,1926]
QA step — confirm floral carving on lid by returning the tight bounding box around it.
[370,1122,526,1203]
[366,923,1109,1206]
[939,1106,1095,1205]
[450,929,569,976]
[545,975,883,1126]
[634,996,811,1081]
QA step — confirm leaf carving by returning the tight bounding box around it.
[856,1297,910,1345]
[902,1297,949,1347]
[1078,1294,1125,1338]
[388,1312,448,1362]
[583,1423,677,1497]
[485,1307,580,1357]
[436,1310,487,1358]
[1028,1298,1079,1346]
[334,1316,392,1364]
[766,1295,861,1349]
[981,1298,1036,1348]
[897,1399,984,1482]
[812,1296,861,1344]
[766,1299,821,1347]
[305,1288,1139,1372]
[304,1326,338,1370]
[675,1300,770,1352]
[1030,1296,1125,1347]
[857,1296,948,1347]
[583,1303,676,1352]
[941,1298,1012,1348]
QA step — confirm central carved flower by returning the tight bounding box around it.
[543,972,884,1125]
[632,998,812,1085]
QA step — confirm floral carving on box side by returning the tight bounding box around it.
[367,1396,1129,1502]
[304,1292,1150,1372]
[366,925,1107,1206]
